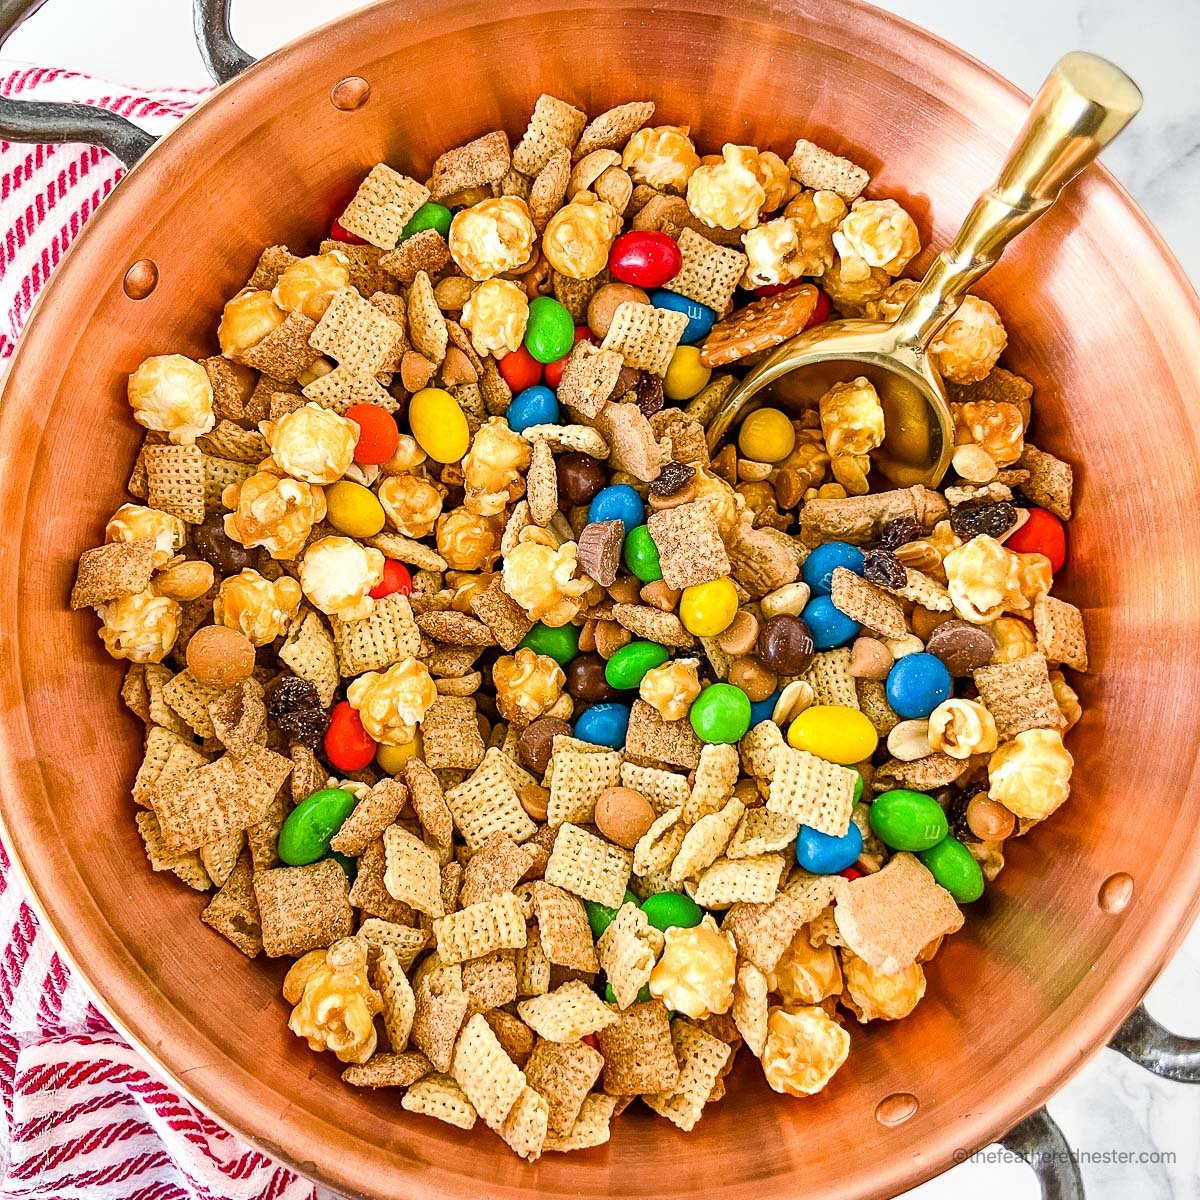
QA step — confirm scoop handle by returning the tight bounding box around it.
[892,51,1142,349]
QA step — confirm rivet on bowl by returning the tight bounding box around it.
[875,1092,919,1127]
[1098,872,1134,914]
[122,259,159,300]
[330,77,371,111]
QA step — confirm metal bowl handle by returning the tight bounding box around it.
[1109,1002,1200,1083]
[0,0,255,166]
[1000,1107,1084,1200]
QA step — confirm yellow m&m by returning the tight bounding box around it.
[409,387,469,463]
[787,704,878,764]
[663,345,712,401]
[376,732,423,775]
[325,480,385,538]
[737,407,796,463]
[679,577,739,637]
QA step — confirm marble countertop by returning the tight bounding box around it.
[4,2,1199,1198]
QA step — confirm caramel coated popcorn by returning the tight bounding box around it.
[648,916,736,1020]
[622,125,701,192]
[461,278,529,357]
[541,197,622,279]
[213,568,303,646]
[437,508,502,571]
[931,295,1007,385]
[944,535,1047,623]
[639,657,702,721]
[273,250,351,321]
[262,402,359,485]
[832,198,920,280]
[347,657,438,744]
[493,647,566,724]
[761,1006,850,1097]
[841,950,925,1022]
[767,928,843,1005]
[819,376,885,495]
[502,531,590,626]
[686,144,766,231]
[927,697,998,759]
[300,535,386,621]
[378,473,445,539]
[127,354,216,445]
[217,289,286,358]
[988,728,1074,820]
[96,588,181,663]
[223,466,327,560]
[462,418,531,517]
[449,196,537,281]
[106,503,186,568]
[283,939,383,1064]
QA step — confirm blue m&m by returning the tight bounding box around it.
[802,595,860,651]
[802,541,865,594]
[795,822,863,874]
[506,385,559,433]
[649,289,717,344]
[886,652,952,719]
[574,702,631,749]
[588,484,644,532]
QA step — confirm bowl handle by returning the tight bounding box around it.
[1000,1107,1084,1200]
[1108,1003,1200,1083]
[0,0,256,166]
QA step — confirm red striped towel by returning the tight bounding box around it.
[0,65,315,1200]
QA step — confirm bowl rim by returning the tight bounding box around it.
[2,0,1200,1196]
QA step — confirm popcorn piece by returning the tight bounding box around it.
[648,915,735,1019]
[742,190,845,287]
[461,278,529,357]
[462,417,531,517]
[766,924,843,1005]
[542,198,622,280]
[760,1005,850,1096]
[436,509,503,572]
[639,657,702,722]
[449,196,537,281]
[988,728,1073,820]
[283,938,383,1064]
[832,853,963,974]
[841,949,926,1022]
[377,474,445,539]
[260,402,358,485]
[127,354,216,445]
[622,125,700,192]
[932,295,1007,386]
[271,250,350,321]
[502,531,590,626]
[686,144,766,231]
[492,648,565,726]
[347,658,437,745]
[544,823,632,909]
[833,198,920,280]
[338,164,431,249]
[952,398,1025,468]
[300,536,386,622]
[105,504,186,569]
[212,568,302,646]
[644,1019,732,1131]
[943,534,1040,623]
[819,376,885,495]
[222,466,326,560]
[927,697,998,759]
[97,589,181,663]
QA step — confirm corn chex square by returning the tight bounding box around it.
[338,163,431,249]
[499,1085,550,1162]
[515,925,553,997]
[544,823,632,909]
[690,854,786,909]
[512,94,588,176]
[546,737,622,826]
[543,1092,617,1152]
[144,443,205,524]
[301,365,397,414]
[597,902,662,1009]
[668,227,748,313]
[531,881,598,973]
[620,761,690,813]
[383,825,444,918]
[309,287,405,377]
[444,752,536,851]
[600,302,690,377]
[670,798,745,885]
[330,592,421,676]
[451,1013,527,1131]
[279,610,339,707]
[135,811,209,892]
[358,917,428,971]
[787,138,869,200]
[374,945,416,1052]
[727,807,798,859]
[802,648,860,710]
[681,743,740,823]
[732,963,769,1057]
[633,808,687,877]
[435,891,528,964]
[162,669,220,739]
[401,1073,477,1130]
[1033,593,1088,672]
[644,1019,732,1131]
[517,980,617,1042]
[767,745,857,837]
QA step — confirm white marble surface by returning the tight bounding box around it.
[4,3,1199,1199]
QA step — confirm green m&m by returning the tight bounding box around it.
[585,891,639,940]
[688,682,752,744]
[605,640,670,690]
[868,789,948,852]
[520,621,580,666]
[525,295,575,363]
[278,787,358,865]
[641,891,703,932]
[622,524,663,583]
[919,835,985,903]
[399,201,452,242]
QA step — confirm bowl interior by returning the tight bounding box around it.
[2,2,1200,1198]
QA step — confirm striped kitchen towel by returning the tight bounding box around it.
[0,64,316,1200]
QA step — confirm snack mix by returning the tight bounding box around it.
[74,94,1085,1160]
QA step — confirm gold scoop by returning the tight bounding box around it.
[707,52,1142,486]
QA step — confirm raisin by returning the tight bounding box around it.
[649,461,695,497]
[267,674,321,719]
[945,791,978,844]
[949,500,1018,540]
[277,706,330,748]
[862,548,907,590]
[634,371,664,417]
[878,516,921,549]
[193,517,256,575]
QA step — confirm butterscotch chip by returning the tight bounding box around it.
[529,147,572,230]
[558,342,627,419]
[546,738,622,826]
[595,400,663,481]
[829,567,907,639]
[691,854,787,908]
[380,227,452,286]
[573,101,655,161]
[517,980,617,1042]
[245,244,298,290]
[644,1020,731,1131]
[135,810,210,892]
[524,1038,604,1138]
[330,592,421,676]
[254,858,353,957]
[423,696,487,772]
[339,163,431,249]
[237,310,320,379]
[445,750,536,850]
[309,286,405,376]
[278,610,339,708]
[71,538,157,609]
[531,881,598,973]
[342,1051,431,1089]
[596,1000,678,1095]
[1018,443,1073,520]
[786,138,869,199]
[646,501,729,589]
[1033,594,1088,672]
[512,94,588,176]
[600,301,690,376]
[610,602,694,649]
[722,891,816,972]
[834,852,964,973]
[459,834,535,909]
[429,130,512,200]
[401,1073,476,1129]
[145,443,206,524]
[359,917,429,971]
[200,852,262,956]
[624,698,703,769]
[302,365,397,414]
[700,285,820,367]
[669,227,747,313]
[621,761,690,813]
[973,652,1062,740]
[544,823,632,908]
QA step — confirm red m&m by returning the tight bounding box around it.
[1006,506,1066,573]
[498,345,542,393]
[346,403,399,465]
[608,231,682,288]
[324,701,377,771]
[370,558,412,600]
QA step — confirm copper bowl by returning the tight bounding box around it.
[2,1,1199,1197]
